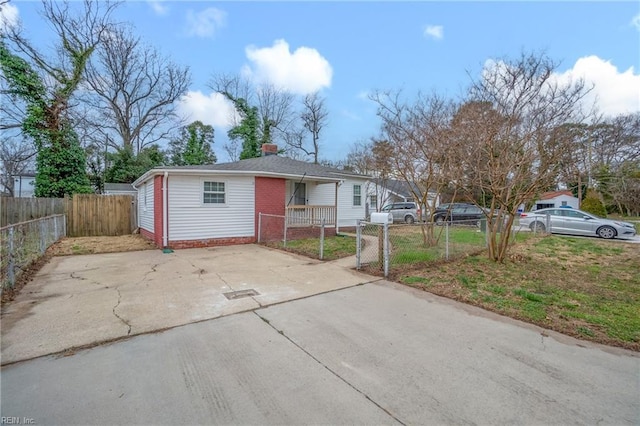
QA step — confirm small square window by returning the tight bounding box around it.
[204,181,225,204]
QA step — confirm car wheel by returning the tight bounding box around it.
[435,216,444,225]
[405,215,415,224]
[597,226,616,239]
[529,222,545,232]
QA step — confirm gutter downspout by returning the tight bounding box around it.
[163,171,168,248]
[335,181,340,234]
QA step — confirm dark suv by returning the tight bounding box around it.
[381,202,422,224]
[432,203,486,225]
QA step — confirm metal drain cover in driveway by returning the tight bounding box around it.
[223,289,259,300]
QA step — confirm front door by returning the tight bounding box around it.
[294,183,306,205]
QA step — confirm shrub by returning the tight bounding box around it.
[580,190,607,217]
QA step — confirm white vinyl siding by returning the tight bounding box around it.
[306,181,335,205]
[304,179,368,227]
[338,178,368,227]
[138,180,154,232]
[168,175,255,240]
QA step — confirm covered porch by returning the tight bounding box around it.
[284,178,339,228]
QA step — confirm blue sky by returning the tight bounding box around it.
[3,1,640,163]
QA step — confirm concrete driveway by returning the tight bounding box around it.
[2,281,638,425]
[0,244,374,364]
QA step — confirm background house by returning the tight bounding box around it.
[366,178,439,217]
[5,172,36,198]
[534,190,580,210]
[104,183,137,196]
[132,144,370,249]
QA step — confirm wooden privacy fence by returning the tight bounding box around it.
[65,194,136,237]
[1,194,136,236]
[0,197,65,227]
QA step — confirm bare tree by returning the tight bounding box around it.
[297,92,328,163]
[371,90,459,246]
[344,140,375,175]
[453,52,591,262]
[83,24,191,154]
[0,137,35,195]
[209,74,296,157]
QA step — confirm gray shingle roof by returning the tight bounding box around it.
[104,183,136,192]
[375,178,426,198]
[160,156,369,180]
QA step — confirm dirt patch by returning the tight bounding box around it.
[48,234,157,256]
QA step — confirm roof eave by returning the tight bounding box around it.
[132,168,365,187]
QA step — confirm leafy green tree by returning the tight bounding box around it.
[222,95,262,160]
[169,121,217,165]
[104,145,166,183]
[580,190,607,217]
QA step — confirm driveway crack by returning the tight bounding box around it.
[253,311,405,425]
[113,287,131,335]
[216,272,236,292]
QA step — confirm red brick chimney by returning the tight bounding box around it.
[261,143,278,156]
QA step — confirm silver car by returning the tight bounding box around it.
[381,202,422,224]
[519,208,637,240]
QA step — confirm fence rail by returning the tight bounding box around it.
[1,214,66,291]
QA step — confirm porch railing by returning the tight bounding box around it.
[286,205,336,226]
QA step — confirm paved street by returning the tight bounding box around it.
[2,281,638,425]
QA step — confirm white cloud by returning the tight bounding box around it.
[185,7,226,38]
[632,13,640,31]
[424,25,443,40]
[177,91,239,129]
[552,56,640,116]
[148,1,169,16]
[243,39,333,95]
[357,91,370,101]
[0,2,19,33]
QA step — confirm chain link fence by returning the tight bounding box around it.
[257,213,330,259]
[357,220,491,277]
[1,214,66,291]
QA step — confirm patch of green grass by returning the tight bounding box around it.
[394,250,439,264]
[402,276,431,286]
[513,288,545,303]
[487,285,507,295]
[390,233,640,350]
[457,274,478,290]
[271,235,356,260]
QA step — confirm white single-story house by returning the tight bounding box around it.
[103,183,137,196]
[5,172,36,198]
[132,144,371,249]
[366,178,439,216]
[533,190,580,210]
